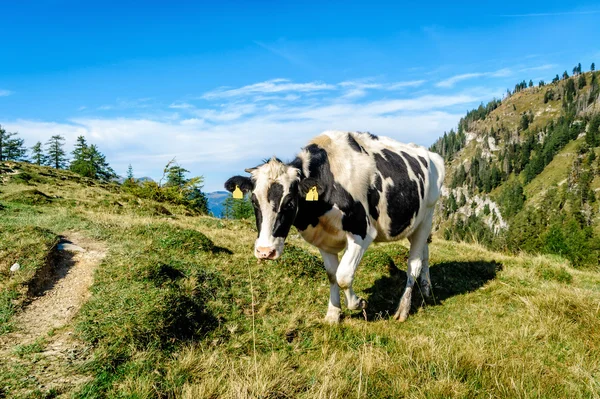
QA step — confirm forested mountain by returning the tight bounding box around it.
[430,63,600,267]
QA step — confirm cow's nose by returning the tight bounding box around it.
[256,246,277,259]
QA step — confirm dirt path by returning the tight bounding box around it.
[0,232,106,397]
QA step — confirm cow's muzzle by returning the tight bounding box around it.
[256,246,278,260]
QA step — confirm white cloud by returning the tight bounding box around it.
[338,79,427,98]
[436,68,512,88]
[4,87,493,192]
[77,106,87,111]
[0,89,13,97]
[169,102,195,109]
[519,64,557,72]
[201,79,336,99]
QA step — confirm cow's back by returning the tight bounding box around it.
[305,131,443,243]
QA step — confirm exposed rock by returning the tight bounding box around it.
[10,263,20,272]
[57,243,86,252]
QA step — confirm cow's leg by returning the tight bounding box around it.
[319,249,342,324]
[419,243,431,299]
[336,226,377,311]
[394,210,433,321]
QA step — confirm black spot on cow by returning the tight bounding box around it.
[251,193,263,236]
[267,183,283,211]
[273,184,298,238]
[375,149,420,237]
[401,151,426,199]
[374,174,382,191]
[418,156,428,168]
[401,151,425,181]
[366,132,379,140]
[367,174,382,220]
[293,144,368,239]
[347,134,367,154]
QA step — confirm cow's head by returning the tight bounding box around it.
[225,158,301,260]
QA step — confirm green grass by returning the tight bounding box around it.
[2,161,600,398]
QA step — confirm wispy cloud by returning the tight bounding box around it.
[0,89,13,97]
[338,79,426,98]
[201,79,335,99]
[169,102,195,109]
[518,64,557,72]
[498,10,600,17]
[77,106,87,111]
[436,69,511,88]
[98,98,155,111]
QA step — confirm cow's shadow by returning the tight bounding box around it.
[358,259,503,321]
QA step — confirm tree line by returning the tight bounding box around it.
[434,62,600,267]
[0,125,209,214]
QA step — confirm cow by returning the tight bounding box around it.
[225,131,445,323]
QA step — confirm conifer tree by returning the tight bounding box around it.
[69,136,117,181]
[563,71,569,80]
[222,194,254,219]
[46,135,68,169]
[592,62,595,72]
[126,164,134,180]
[578,74,586,89]
[70,136,91,176]
[0,125,16,161]
[30,141,46,165]
[5,136,28,161]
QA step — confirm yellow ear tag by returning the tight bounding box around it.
[306,186,319,201]
[232,185,244,199]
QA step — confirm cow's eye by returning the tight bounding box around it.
[283,201,295,210]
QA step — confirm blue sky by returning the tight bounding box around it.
[1,1,599,191]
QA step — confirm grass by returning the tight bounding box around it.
[1,161,600,398]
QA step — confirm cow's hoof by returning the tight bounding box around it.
[324,309,341,324]
[393,296,411,322]
[393,309,409,322]
[348,297,368,311]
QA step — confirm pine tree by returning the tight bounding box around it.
[87,144,117,181]
[528,80,533,88]
[69,136,116,181]
[30,141,46,165]
[165,165,189,188]
[70,136,92,176]
[578,74,586,89]
[46,135,67,169]
[563,71,569,80]
[552,74,560,84]
[592,62,596,72]
[222,194,254,219]
[0,125,16,161]
[126,164,134,180]
[587,114,600,147]
[5,136,28,161]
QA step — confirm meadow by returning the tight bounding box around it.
[1,162,599,398]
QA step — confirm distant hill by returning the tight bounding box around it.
[430,65,600,267]
[206,190,230,217]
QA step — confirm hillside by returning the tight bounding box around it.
[431,67,600,268]
[1,161,600,398]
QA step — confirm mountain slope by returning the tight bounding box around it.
[431,68,600,267]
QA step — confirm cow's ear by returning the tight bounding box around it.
[298,178,325,197]
[224,175,254,194]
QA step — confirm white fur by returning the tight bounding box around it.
[248,132,445,322]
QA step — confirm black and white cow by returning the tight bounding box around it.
[225,131,445,323]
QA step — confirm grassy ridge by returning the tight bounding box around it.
[1,162,600,398]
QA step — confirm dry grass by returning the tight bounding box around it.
[1,162,600,398]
